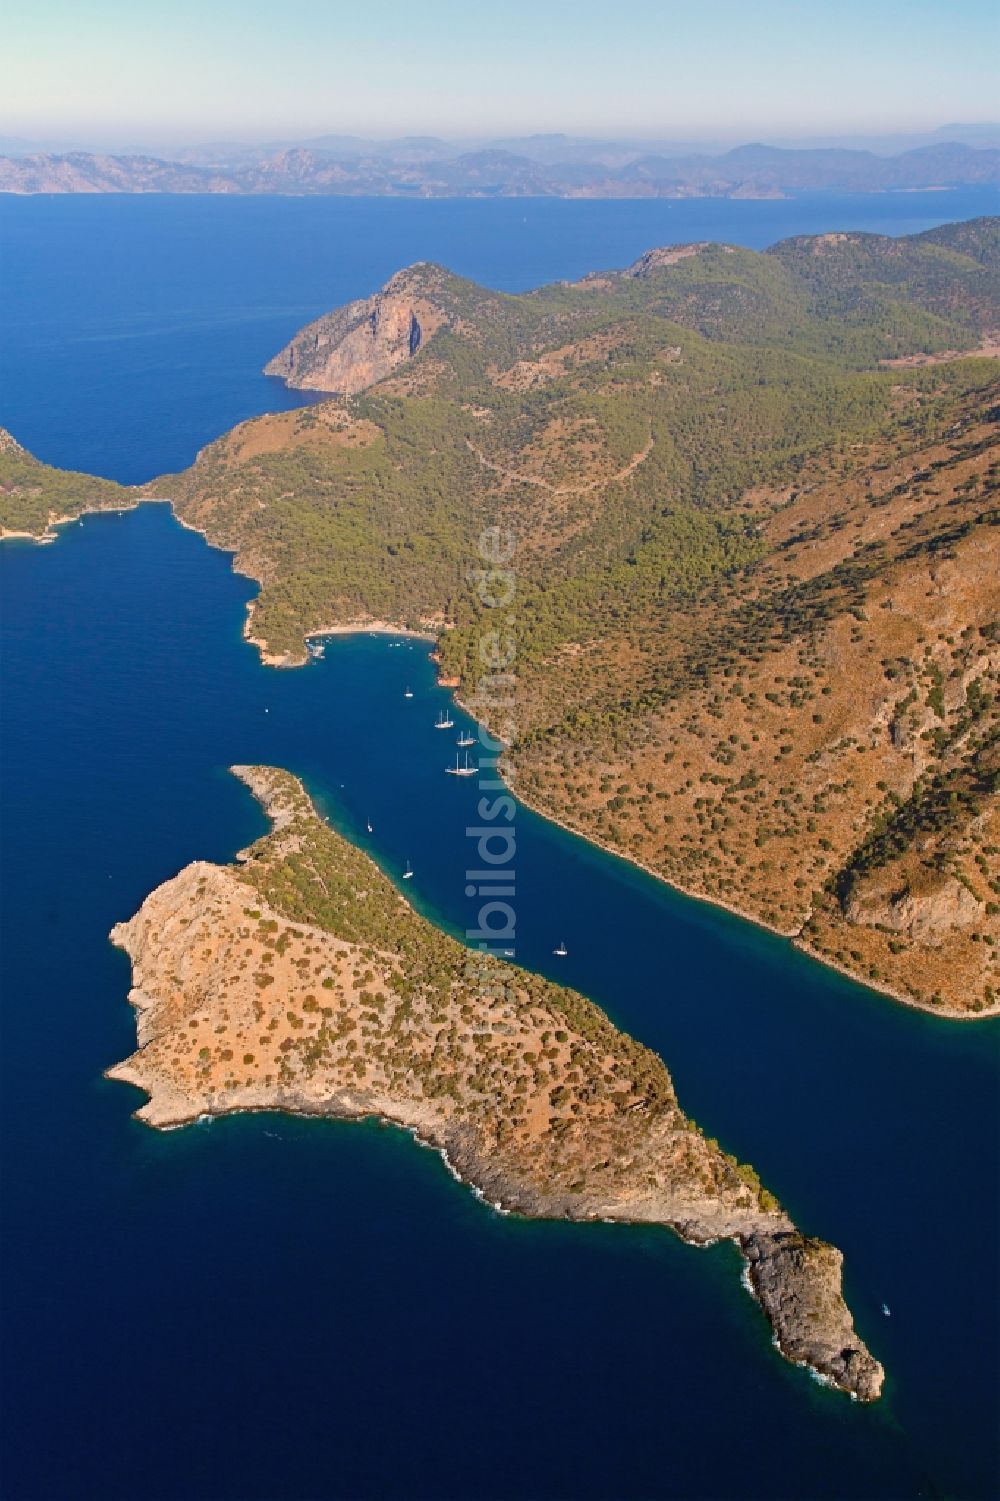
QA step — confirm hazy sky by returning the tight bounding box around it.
[5,0,999,145]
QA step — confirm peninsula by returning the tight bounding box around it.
[3,221,998,1013]
[0,428,127,539]
[109,764,884,1401]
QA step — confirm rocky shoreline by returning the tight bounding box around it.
[506,775,993,1023]
[107,764,884,1401]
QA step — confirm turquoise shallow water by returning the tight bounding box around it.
[1,505,997,1500]
[1,194,999,1498]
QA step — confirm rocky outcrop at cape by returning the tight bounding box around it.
[264,264,452,393]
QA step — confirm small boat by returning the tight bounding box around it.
[502,948,514,957]
[402,861,414,881]
[404,687,413,699]
[456,731,475,748]
[434,710,455,730]
[366,819,373,833]
[553,941,568,957]
[445,751,477,777]
[882,1303,891,1318]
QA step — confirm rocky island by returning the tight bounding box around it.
[109,764,883,1401]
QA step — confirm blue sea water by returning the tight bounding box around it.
[2,187,998,482]
[1,194,999,1500]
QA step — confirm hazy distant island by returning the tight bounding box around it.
[2,220,997,1015]
[105,762,883,1400]
[2,132,1000,198]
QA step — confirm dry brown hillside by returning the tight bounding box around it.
[108,765,884,1401]
[512,384,999,1014]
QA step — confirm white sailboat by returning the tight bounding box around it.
[366,818,373,833]
[445,751,477,777]
[402,860,414,880]
[404,687,413,699]
[456,730,475,747]
[553,941,568,957]
[434,709,455,729]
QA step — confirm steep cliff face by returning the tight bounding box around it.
[845,867,985,941]
[264,264,451,393]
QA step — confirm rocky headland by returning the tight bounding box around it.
[264,265,451,393]
[108,764,884,1401]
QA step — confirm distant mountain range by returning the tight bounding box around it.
[2,134,999,198]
